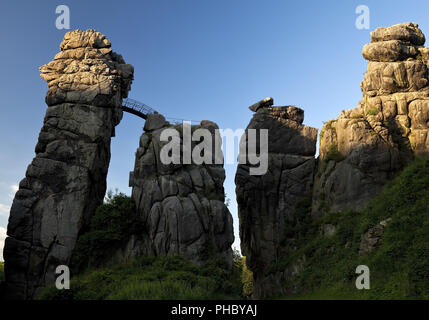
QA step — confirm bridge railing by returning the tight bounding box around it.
[123,98,156,115]
[122,98,201,125]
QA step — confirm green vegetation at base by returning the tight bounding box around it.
[71,191,144,273]
[37,253,244,300]
[58,190,250,300]
[275,157,429,299]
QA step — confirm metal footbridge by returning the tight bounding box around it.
[122,98,199,124]
[122,98,155,120]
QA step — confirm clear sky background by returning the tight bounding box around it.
[1,0,429,260]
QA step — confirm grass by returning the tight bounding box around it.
[275,157,429,299]
[37,254,244,300]
[0,261,4,298]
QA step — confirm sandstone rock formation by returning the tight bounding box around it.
[4,30,133,299]
[236,99,317,298]
[129,115,234,265]
[313,22,429,215]
[236,22,429,299]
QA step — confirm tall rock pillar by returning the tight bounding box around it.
[236,99,317,298]
[4,30,133,299]
[129,116,234,265]
[312,22,429,215]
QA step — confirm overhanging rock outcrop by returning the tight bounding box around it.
[236,99,317,298]
[313,22,429,215]
[129,115,234,265]
[4,29,133,299]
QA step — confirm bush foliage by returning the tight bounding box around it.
[38,254,245,300]
[71,192,144,272]
[275,157,429,299]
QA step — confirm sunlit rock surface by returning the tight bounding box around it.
[313,22,429,215]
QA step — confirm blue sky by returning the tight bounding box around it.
[1,0,429,260]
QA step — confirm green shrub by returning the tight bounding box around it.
[71,192,143,273]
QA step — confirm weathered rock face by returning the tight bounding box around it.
[313,22,429,215]
[236,99,317,298]
[4,29,133,299]
[129,115,234,265]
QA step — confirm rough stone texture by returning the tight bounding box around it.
[249,97,274,112]
[4,29,133,299]
[321,224,336,237]
[370,22,425,45]
[236,101,317,298]
[313,22,429,216]
[362,40,419,62]
[359,219,391,255]
[129,119,234,265]
[144,113,167,131]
